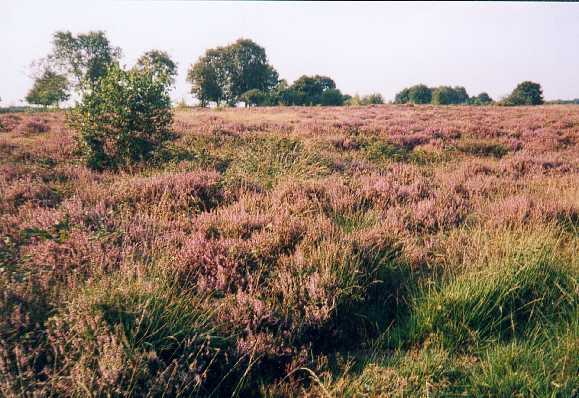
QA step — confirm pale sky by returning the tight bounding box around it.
[2,1,578,105]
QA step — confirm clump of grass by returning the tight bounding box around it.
[47,276,244,396]
[392,230,578,350]
[456,139,509,158]
[362,139,409,163]
[224,136,331,189]
[469,319,578,397]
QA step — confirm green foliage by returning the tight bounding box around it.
[504,81,544,106]
[320,88,345,106]
[50,30,121,91]
[470,92,493,105]
[346,93,384,106]
[289,75,336,105]
[25,69,69,107]
[407,84,432,104]
[431,86,455,105]
[394,87,410,104]
[409,248,577,349]
[135,49,177,85]
[431,86,470,105]
[68,64,173,170]
[187,38,278,106]
[240,88,268,107]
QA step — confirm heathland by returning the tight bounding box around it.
[1,105,578,396]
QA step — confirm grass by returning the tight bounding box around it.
[1,106,578,397]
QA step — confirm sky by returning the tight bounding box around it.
[1,1,578,105]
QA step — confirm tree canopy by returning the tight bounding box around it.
[505,81,544,105]
[135,50,177,85]
[50,30,121,91]
[26,69,69,107]
[187,39,278,106]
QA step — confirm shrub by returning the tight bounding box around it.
[68,64,173,170]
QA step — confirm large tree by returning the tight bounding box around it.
[187,39,278,106]
[407,84,432,104]
[50,31,121,92]
[506,81,544,105]
[26,69,69,107]
[288,75,337,105]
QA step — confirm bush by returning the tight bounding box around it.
[68,64,173,170]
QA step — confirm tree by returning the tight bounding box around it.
[25,69,69,107]
[50,30,121,91]
[68,64,173,170]
[187,49,225,106]
[187,39,278,106]
[364,93,384,105]
[506,81,544,105]
[452,86,469,104]
[431,86,455,105]
[408,84,432,104]
[431,86,470,105]
[240,89,267,107]
[394,88,411,104]
[227,39,279,104]
[475,92,493,105]
[289,75,337,105]
[320,88,344,106]
[135,50,177,85]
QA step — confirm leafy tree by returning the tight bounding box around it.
[50,31,121,92]
[68,64,173,170]
[394,87,410,104]
[452,86,469,104]
[187,39,278,106]
[240,89,267,107]
[135,50,177,85]
[187,49,224,106]
[431,86,455,105]
[506,81,544,105]
[227,39,279,104]
[348,93,385,105]
[25,69,69,107]
[320,88,345,106]
[364,93,384,105]
[475,92,493,105]
[408,84,432,104]
[289,75,337,105]
[431,86,470,105]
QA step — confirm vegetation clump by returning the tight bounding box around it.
[68,64,173,170]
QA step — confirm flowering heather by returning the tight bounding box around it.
[1,105,578,396]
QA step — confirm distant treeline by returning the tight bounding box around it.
[10,33,577,109]
[394,85,492,105]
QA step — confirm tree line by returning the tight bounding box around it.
[23,32,550,108]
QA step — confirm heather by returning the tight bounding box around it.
[1,105,578,397]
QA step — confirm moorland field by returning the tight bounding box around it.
[1,105,578,396]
